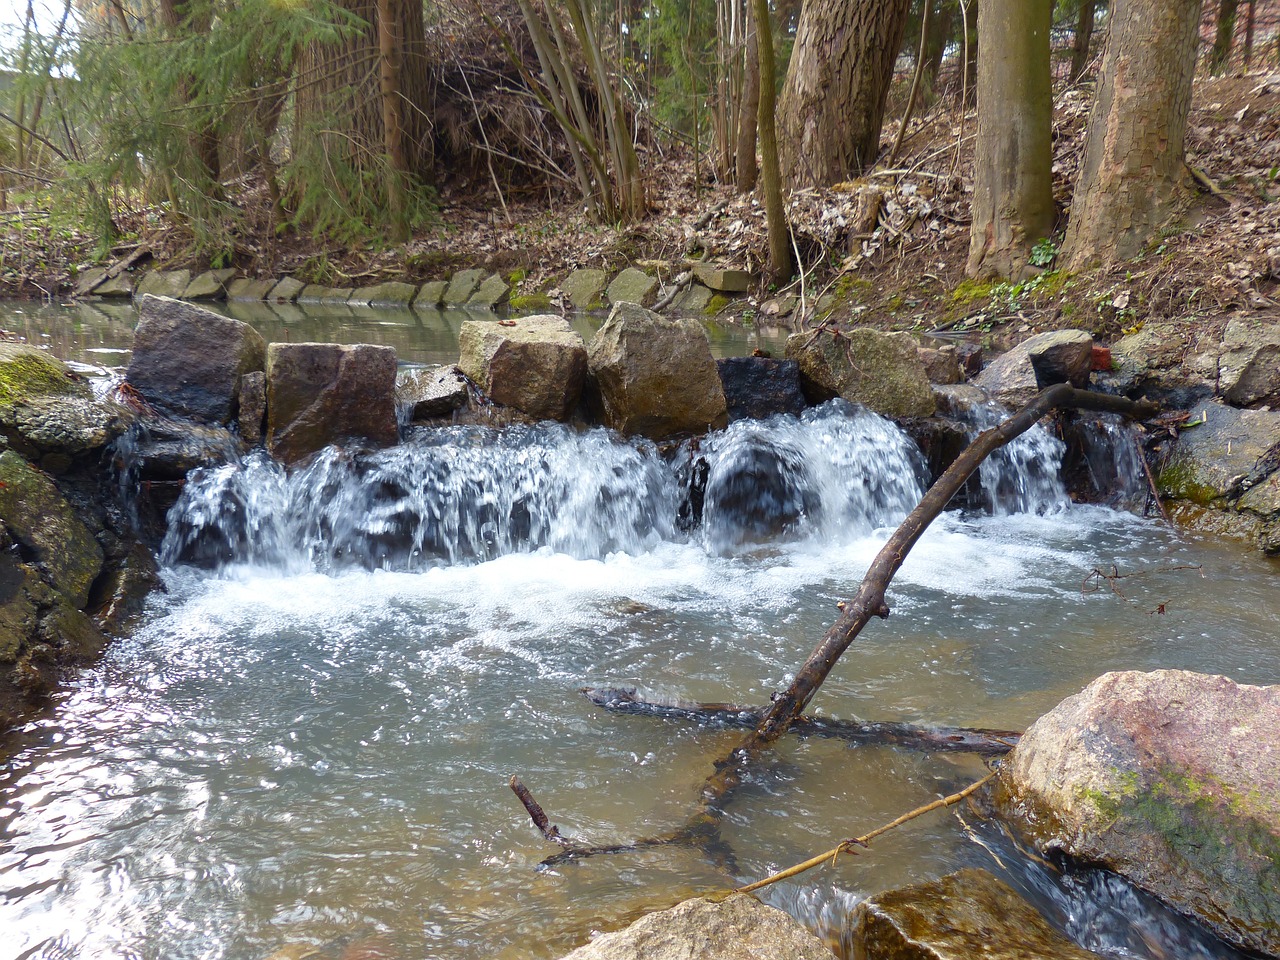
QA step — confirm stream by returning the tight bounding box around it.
[1,301,1278,960]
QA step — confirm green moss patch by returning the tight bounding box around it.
[0,345,89,406]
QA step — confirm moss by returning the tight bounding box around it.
[1157,461,1222,506]
[1030,269,1071,300]
[508,292,552,311]
[704,294,731,316]
[506,267,528,286]
[884,293,906,312]
[0,347,86,405]
[948,278,998,305]
[834,275,874,303]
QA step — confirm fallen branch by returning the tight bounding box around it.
[735,773,996,894]
[584,688,1019,757]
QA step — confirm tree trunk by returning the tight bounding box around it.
[1211,0,1240,72]
[778,0,911,186]
[734,1,759,192]
[924,0,957,88]
[159,0,221,185]
[295,0,432,181]
[1070,0,1097,79]
[966,0,1054,279]
[377,0,409,241]
[752,0,792,284]
[1062,0,1203,271]
[1243,0,1255,64]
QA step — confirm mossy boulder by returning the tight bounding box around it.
[560,269,609,310]
[0,450,103,609]
[785,328,934,419]
[1218,317,1280,408]
[995,670,1280,957]
[0,342,91,406]
[854,868,1103,960]
[1157,401,1280,505]
[606,267,658,307]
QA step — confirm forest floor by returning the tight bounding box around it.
[3,68,1279,358]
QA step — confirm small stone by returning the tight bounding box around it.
[442,269,486,305]
[414,281,448,309]
[606,267,659,307]
[225,278,277,301]
[560,269,609,310]
[691,264,752,293]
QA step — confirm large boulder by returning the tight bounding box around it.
[0,450,103,608]
[0,343,130,471]
[995,670,1280,957]
[126,295,267,424]
[266,342,399,464]
[1157,400,1280,504]
[587,302,728,439]
[784,329,935,419]
[716,356,807,421]
[560,269,609,310]
[1218,316,1280,408]
[458,316,587,421]
[559,894,831,960]
[853,868,1103,960]
[974,330,1093,409]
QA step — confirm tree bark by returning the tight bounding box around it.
[377,0,410,241]
[1070,0,1097,80]
[1211,0,1240,72]
[1062,0,1203,271]
[752,0,792,284]
[966,0,1054,279]
[778,0,911,186]
[924,0,957,89]
[734,1,760,193]
[1242,0,1255,65]
[159,0,221,186]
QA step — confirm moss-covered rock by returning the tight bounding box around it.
[560,269,609,310]
[785,328,935,419]
[995,670,1280,957]
[0,342,91,406]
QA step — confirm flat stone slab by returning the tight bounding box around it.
[467,273,510,309]
[692,264,751,293]
[95,273,134,297]
[226,278,277,301]
[266,277,306,303]
[350,281,418,307]
[560,268,609,310]
[443,269,486,305]
[135,269,191,299]
[606,267,658,307]
[414,281,448,309]
[183,269,237,300]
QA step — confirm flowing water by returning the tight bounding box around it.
[0,306,1277,960]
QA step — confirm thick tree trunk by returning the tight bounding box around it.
[778,0,911,186]
[296,0,432,181]
[924,0,957,88]
[1070,0,1097,80]
[1062,0,1203,271]
[377,0,409,241]
[1243,0,1255,65]
[1211,0,1240,72]
[966,0,1054,279]
[159,0,221,185]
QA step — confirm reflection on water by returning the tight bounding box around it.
[0,299,791,370]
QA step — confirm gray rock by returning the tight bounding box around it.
[560,269,609,310]
[89,542,161,637]
[587,302,727,439]
[974,330,1093,408]
[127,416,241,481]
[95,272,134,298]
[675,284,714,315]
[1218,317,1280,408]
[266,277,306,303]
[717,356,807,421]
[73,267,109,297]
[350,281,418,307]
[0,450,103,609]
[134,269,191,299]
[126,295,267,425]
[558,894,830,960]
[995,670,1280,957]
[266,342,399,464]
[443,269,486,305]
[459,316,586,421]
[606,267,659,307]
[225,277,277,301]
[296,284,332,304]
[467,273,511,310]
[785,329,935,419]
[917,344,963,385]
[182,269,237,300]
[237,371,266,445]
[414,281,448,309]
[1157,401,1280,503]
[854,868,1103,960]
[396,365,469,420]
[692,264,752,293]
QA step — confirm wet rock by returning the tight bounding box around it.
[226,277,277,301]
[350,281,418,307]
[238,371,266,445]
[785,329,935,419]
[127,417,242,481]
[931,383,992,418]
[183,268,237,300]
[298,284,353,304]
[467,273,510,309]
[267,277,306,303]
[901,416,971,487]
[702,430,818,549]
[414,280,448,309]
[135,269,191,299]
[974,330,1093,408]
[994,669,1280,957]
[853,868,1103,960]
[954,341,984,379]
[716,356,807,421]
[443,268,486,305]
[1218,316,1280,408]
[88,542,162,636]
[558,894,831,960]
[95,272,134,297]
[692,265,752,293]
[126,295,267,425]
[1157,400,1280,504]
[561,269,609,310]
[266,342,399,464]
[396,365,469,420]
[0,450,104,608]
[917,344,963,385]
[606,267,658,307]
[74,267,110,297]
[459,316,586,421]
[587,302,728,439]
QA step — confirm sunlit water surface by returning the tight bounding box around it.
[1,392,1277,960]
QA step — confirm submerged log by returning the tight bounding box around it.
[583,688,1020,757]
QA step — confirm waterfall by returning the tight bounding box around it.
[954,399,1071,516]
